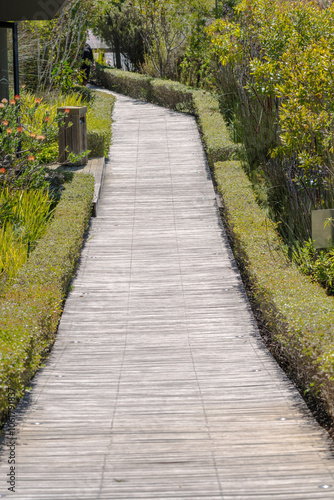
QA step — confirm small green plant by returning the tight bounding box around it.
[292,240,334,296]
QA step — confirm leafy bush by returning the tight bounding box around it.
[96,67,194,113]
[87,91,115,157]
[0,173,94,424]
[207,0,334,243]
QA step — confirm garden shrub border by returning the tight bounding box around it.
[0,173,94,425]
[98,66,334,419]
[95,66,239,163]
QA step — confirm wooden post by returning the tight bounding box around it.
[58,106,88,166]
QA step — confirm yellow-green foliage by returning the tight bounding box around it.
[21,91,84,134]
[208,0,334,175]
[215,160,334,416]
[0,188,53,289]
[86,91,115,157]
[0,174,94,423]
[0,224,27,285]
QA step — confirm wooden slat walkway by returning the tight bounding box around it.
[1,90,334,499]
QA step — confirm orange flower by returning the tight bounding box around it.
[0,103,4,109]
[44,116,50,122]
[30,132,36,138]
[10,99,16,105]
[64,108,70,114]
[37,135,46,140]
[17,126,23,133]
[21,84,26,89]
[2,120,8,126]
[0,167,6,174]
[28,155,35,161]
[14,95,20,100]
[6,128,12,135]
[1,98,8,104]
[35,98,41,104]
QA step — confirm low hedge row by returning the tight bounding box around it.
[96,66,194,114]
[87,90,115,158]
[96,67,238,163]
[0,173,94,424]
[97,66,334,417]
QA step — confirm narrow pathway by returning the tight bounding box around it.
[1,91,334,499]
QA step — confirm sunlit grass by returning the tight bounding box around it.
[0,187,54,291]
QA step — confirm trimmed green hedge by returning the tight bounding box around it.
[97,66,334,418]
[0,174,94,424]
[96,67,238,162]
[96,66,194,114]
[215,161,334,417]
[87,91,115,158]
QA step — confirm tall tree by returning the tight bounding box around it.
[94,0,145,71]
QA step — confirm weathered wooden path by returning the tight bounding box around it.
[1,91,334,499]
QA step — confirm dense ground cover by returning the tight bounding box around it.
[97,66,334,422]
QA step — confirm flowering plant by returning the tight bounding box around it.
[0,91,67,188]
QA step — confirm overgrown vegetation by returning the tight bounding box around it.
[0,188,54,293]
[0,174,94,424]
[208,0,334,246]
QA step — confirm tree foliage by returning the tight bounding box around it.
[208,0,334,242]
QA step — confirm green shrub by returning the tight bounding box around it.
[292,240,334,296]
[97,67,239,158]
[0,173,94,424]
[150,79,194,113]
[192,90,240,164]
[97,67,194,113]
[215,160,334,417]
[97,66,152,100]
[66,85,95,103]
[80,66,334,417]
[87,91,115,157]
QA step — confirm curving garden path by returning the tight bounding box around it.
[1,90,334,499]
